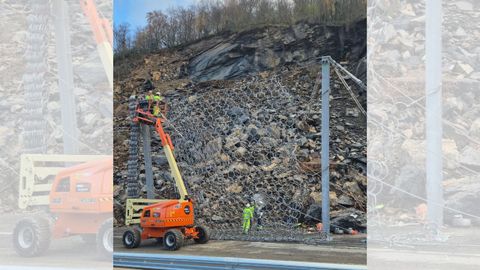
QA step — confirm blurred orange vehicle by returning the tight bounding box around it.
[13,156,113,257]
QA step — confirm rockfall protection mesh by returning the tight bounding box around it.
[126,69,366,244]
[22,0,50,154]
[127,96,141,197]
[168,75,327,243]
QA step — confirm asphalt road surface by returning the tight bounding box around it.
[0,213,112,269]
[113,229,367,265]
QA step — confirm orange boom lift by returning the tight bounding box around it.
[122,102,209,250]
[13,156,112,257]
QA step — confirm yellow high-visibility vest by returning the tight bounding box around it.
[153,106,160,116]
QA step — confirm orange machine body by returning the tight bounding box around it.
[139,200,199,240]
[49,158,112,238]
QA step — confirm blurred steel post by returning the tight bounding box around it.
[321,56,331,237]
[425,0,444,227]
[142,125,154,199]
[52,0,79,154]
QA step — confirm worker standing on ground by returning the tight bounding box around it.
[254,201,264,230]
[242,203,255,234]
[250,201,256,228]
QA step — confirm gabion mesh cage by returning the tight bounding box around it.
[125,68,366,244]
[159,75,325,242]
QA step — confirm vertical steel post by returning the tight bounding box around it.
[425,0,444,227]
[142,125,154,199]
[321,56,331,237]
[52,0,79,154]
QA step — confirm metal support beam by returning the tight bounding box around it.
[52,0,79,154]
[321,56,331,237]
[425,0,444,227]
[141,125,154,199]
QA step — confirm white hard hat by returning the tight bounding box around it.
[246,203,251,207]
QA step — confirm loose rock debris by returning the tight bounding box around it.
[114,21,367,242]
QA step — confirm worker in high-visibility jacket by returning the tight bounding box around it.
[242,203,255,234]
[154,92,163,103]
[152,92,164,117]
[153,104,160,116]
[145,90,155,109]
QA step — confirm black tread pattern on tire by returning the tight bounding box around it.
[163,229,184,251]
[194,225,210,244]
[13,216,51,257]
[96,218,113,258]
[123,227,141,249]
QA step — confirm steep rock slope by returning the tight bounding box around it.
[114,20,366,238]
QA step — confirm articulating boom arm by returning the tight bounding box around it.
[133,106,189,201]
[80,0,113,88]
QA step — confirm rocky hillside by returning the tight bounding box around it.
[114,20,367,238]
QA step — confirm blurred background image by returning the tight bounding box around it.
[0,0,112,269]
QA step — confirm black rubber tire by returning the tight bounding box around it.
[193,225,210,244]
[96,218,113,258]
[122,227,141,249]
[80,234,96,244]
[13,216,51,257]
[163,229,184,251]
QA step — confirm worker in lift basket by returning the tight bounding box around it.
[242,203,255,234]
[145,90,155,109]
[152,92,164,117]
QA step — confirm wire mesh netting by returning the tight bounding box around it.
[124,66,367,244]
[167,75,326,243]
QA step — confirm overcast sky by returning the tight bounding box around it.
[114,0,199,30]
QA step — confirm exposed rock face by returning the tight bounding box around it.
[187,20,366,82]
[114,21,367,237]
